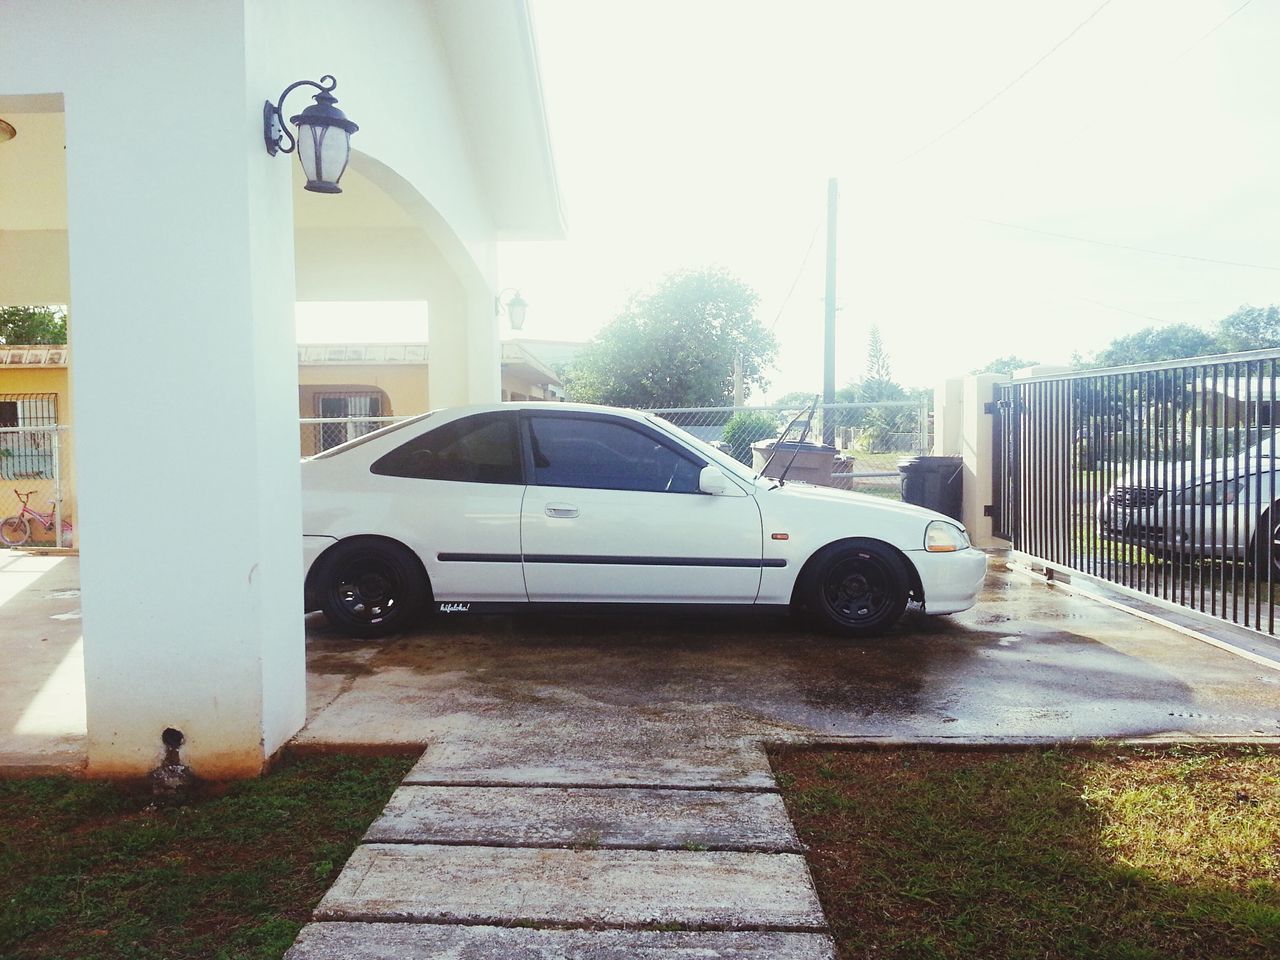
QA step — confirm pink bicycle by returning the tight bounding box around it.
[1,489,73,547]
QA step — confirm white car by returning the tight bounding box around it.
[300,403,987,638]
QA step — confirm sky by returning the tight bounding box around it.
[301,0,1280,399]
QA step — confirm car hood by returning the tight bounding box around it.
[757,479,963,527]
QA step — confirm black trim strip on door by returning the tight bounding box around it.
[525,554,784,568]
[437,553,522,563]
[438,553,786,568]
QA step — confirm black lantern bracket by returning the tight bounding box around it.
[263,74,359,194]
[264,74,349,156]
[495,288,528,331]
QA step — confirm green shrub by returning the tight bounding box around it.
[722,411,779,464]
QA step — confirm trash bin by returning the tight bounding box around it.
[751,439,838,485]
[898,455,963,521]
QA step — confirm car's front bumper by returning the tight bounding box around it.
[910,546,988,614]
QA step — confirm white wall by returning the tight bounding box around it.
[0,0,551,776]
[2,0,305,777]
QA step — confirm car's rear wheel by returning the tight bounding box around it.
[315,539,427,638]
[801,540,910,636]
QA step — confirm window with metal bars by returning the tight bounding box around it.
[314,391,385,451]
[0,393,58,479]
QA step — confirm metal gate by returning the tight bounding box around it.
[991,351,1280,635]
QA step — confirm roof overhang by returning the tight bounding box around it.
[431,0,565,241]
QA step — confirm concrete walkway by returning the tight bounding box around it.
[287,741,834,958]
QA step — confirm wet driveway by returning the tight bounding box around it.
[298,567,1280,781]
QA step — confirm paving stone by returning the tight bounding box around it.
[314,844,825,929]
[286,922,837,959]
[402,735,775,789]
[364,785,802,852]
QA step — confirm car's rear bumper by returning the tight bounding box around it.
[910,547,987,614]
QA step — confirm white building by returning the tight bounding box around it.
[0,0,563,777]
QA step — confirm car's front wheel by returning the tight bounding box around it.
[800,540,910,636]
[314,538,428,638]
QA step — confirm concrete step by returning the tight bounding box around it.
[364,785,803,852]
[402,736,775,790]
[314,843,825,930]
[286,922,837,959]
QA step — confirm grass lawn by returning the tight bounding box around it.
[772,746,1280,960]
[0,753,413,960]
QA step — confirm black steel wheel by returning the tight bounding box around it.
[316,539,427,638]
[1245,508,1280,582]
[802,541,909,636]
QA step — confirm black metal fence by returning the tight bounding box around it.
[992,350,1280,635]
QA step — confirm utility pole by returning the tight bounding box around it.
[822,177,838,447]
[733,350,744,407]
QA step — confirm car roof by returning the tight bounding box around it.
[443,402,653,420]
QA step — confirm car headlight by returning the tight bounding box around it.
[924,520,970,552]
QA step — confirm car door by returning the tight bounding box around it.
[519,411,765,602]
[367,410,527,601]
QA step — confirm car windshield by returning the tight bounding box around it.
[307,412,436,459]
[644,414,761,484]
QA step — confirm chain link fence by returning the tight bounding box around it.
[297,401,932,498]
[642,400,931,499]
[299,416,410,457]
[0,424,73,548]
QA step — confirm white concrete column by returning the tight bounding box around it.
[64,1,304,778]
[933,378,964,456]
[960,374,1007,548]
[428,284,501,407]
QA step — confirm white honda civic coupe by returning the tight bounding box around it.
[300,403,987,638]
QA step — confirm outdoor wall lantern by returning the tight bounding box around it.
[263,75,358,194]
[496,289,528,331]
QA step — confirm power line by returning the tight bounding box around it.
[977,217,1280,273]
[899,0,1115,163]
[1060,0,1255,148]
[770,220,822,331]
[1076,296,1171,325]
[1172,0,1254,63]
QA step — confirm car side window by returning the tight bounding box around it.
[371,412,522,484]
[1178,478,1243,506]
[526,415,702,493]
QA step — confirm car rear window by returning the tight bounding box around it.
[371,412,522,484]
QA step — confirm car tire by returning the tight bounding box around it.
[315,538,428,638]
[1245,506,1280,581]
[800,540,910,637]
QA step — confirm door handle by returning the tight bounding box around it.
[545,502,579,519]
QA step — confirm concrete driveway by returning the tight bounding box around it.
[298,565,1280,775]
[4,554,1279,775]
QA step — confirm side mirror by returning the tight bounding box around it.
[699,465,730,495]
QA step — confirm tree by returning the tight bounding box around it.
[1217,304,1280,351]
[565,268,776,407]
[0,306,67,344]
[974,355,1039,375]
[859,326,904,403]
[1091,323,1224,367]
[721,411,780,464]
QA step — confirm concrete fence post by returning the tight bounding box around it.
[960,374,1008,548]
